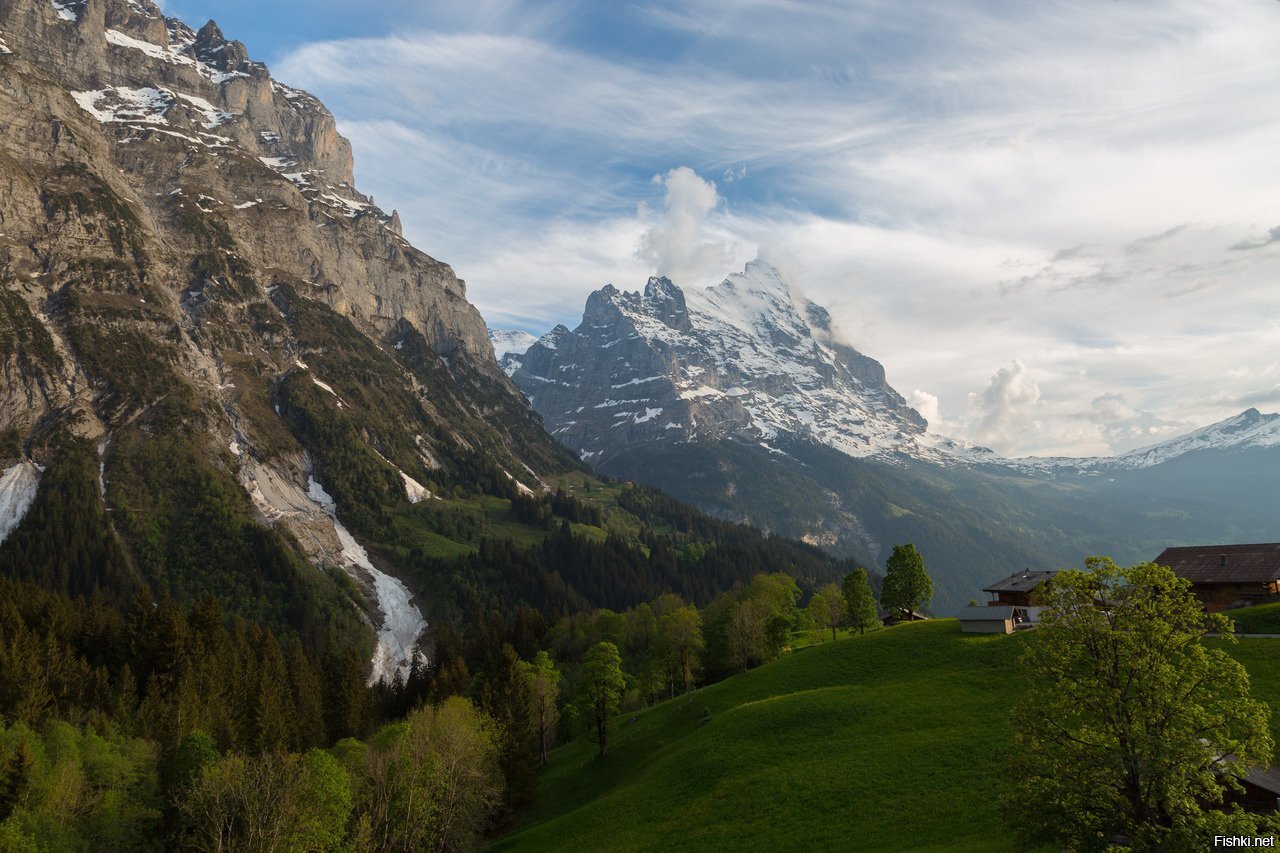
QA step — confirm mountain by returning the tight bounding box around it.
[508,261,1280,612]
[0,0,860,684]
[489,328,540,365]
[1002,407,1280,475]
[510,259,945,465]
[0,0,579,681]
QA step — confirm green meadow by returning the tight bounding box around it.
[495,620,1280,852]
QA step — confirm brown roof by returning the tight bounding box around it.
[1155,543,1280,585]
[982,570,1057,594]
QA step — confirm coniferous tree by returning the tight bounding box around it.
[285,639,326,750]
[254,632,293,752]
[478,644,538,810]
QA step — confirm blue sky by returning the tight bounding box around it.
[165,0,1280,456]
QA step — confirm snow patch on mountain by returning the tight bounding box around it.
[489,329,539,375]
[307,477,427,684]
[511,259,936,465]
[103,25,245,84]
[51,0,82,22]
[72,87,172,125]
[0,461,42,545]
[401,472,429,503]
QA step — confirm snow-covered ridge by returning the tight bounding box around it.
[489,329,539,360]
[0,461,43,545]
[1003,408,1280,475]
[512,259,935,464]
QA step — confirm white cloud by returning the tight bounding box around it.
[637,167,732,283]
[907,390,940,428]
[969,361,1044,454]
[269,0,1280,456]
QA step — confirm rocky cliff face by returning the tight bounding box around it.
[0,0,572,680]
[510,259,930,464]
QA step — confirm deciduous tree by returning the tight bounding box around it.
[843,568,879,635]
[656,603,704,695]
[805,592,830,641]
[880,544,932,619]
[578,642,626,758]
[818,582,847,643]
[1006,557,1274,849]
[521,651,560,767]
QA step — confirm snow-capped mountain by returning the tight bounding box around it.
[1003,408,1280,476]
[510,259,941,464]
[504,261,1276,477]
[503,260,1280,612]
[489,329,540,367]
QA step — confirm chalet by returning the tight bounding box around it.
[1154,543,1280,612]
[878,608,928,627]
[957,606,1015,634]
[982,570,1057,607]
[1227,766,1280,814]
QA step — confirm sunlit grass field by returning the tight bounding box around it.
[494,620,1280,851]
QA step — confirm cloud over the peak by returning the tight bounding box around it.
[233,0,1280,456]
[637,167,732,284]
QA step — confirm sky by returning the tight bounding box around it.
[166,0,1280,457]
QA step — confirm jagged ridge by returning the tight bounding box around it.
[511,259,931,464]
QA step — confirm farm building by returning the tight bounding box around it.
[982,570,1058,607]
[879,608,928,627]
[1154,543,1280,612]
[957,606,1016,634]
[1229,766,1280,814]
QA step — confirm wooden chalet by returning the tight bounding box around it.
[1154,543,1280,612]
[1227,766,1280,814]
[982,570,1057,607]
[878,608,928,627]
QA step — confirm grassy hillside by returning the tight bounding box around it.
[1224,602,1280,634]
[495,621,1280,852]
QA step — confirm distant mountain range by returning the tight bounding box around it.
[498,260,1280,612]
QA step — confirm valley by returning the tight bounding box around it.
[0,0,1276,849]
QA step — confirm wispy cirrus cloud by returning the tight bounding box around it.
[228,0,1280,454]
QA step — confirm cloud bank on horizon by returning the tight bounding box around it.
[172,0,1280,457]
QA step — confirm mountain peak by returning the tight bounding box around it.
[510,261,929,463]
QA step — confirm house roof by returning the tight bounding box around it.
[957,606,1015,621]
[1244,766,1280,796]
[1155,543,1280,585]
[982,570,1058,595]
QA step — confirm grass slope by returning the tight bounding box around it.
[497,621,1026,851]
[1223,602,1280,635]
[497,622,1280,852]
